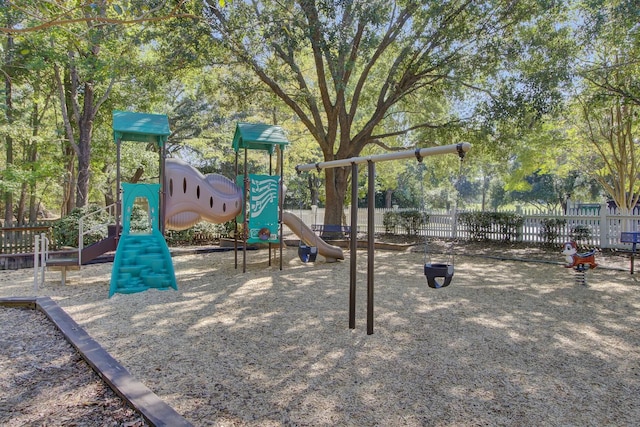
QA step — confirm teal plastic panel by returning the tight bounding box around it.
[232,122,289,154]
[247,175,280,243]
[113,110,171,146]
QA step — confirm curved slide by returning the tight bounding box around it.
[282,211,344,262]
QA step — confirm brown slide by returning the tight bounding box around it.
[282,211,344,262]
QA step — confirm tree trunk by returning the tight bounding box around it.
[385,189,393,209]
[3,31,14,227]
[76,128,92,207]
[16,183,26,226]
[3,139,13,226]
[28,93,40,223]
[75,82,95,208]
[129,167,144,184]
[53,62,78,215]
[323,167,350,238]
[481,175,488,212]
[102,164,115,207]
[29,192,38,222]
[62,151,76,216]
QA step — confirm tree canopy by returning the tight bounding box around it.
[201,0,576,224]
[1,0,639,227]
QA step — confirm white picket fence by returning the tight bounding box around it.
[290,203,640,250]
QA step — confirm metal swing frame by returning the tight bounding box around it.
[295,142,471,335]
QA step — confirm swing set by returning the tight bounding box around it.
[419,155,465,289]
[297,203,318,263]
[296,142,470,334]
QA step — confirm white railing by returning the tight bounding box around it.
[78,203,117,263]
[33,232,49,292]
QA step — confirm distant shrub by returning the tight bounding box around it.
[458,212,523,241]
[165,221,228,246]
[540,218,566,244]
[51,205,111,247]
[52,205,230,248]
[493,212,524,241]
[128,204,153,234]
[458,212,492,240]
[383,210,428,236]
[570,225,592,244]
[383,211,400,234]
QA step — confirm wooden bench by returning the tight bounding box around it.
[311,224,352,238]
[620,232,640,274]
[45,257,80,286]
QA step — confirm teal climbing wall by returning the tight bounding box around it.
[109,183,177,298]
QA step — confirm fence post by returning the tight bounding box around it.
[78,216,84,264]
[599,203,608,248]
[40,233,47,285]
[33,234,40,292]
[515,206,522,242]
[451,207,457,239]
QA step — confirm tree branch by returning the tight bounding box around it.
[371,120,460,141]
[0,1,200,34]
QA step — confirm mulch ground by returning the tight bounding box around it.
[1,239,639,426]
[0,307,147,426]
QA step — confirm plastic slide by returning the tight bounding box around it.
[282,211,344,262]
[164,158,243,230]
[163,158,344,262]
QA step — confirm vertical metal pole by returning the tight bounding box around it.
[115,140,122,241]
[279,147,284,270]
[243,148,248,273]
[268,152,273,266]
[234,151,239,269]
[159,142,166,235]
[349,162,358,329]
[367,160,375,335]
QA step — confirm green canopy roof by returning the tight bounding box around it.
[232,122,290,154]
[112,110,171,146]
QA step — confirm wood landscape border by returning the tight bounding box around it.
[0,296,192,427]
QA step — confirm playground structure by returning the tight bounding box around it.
[108,115,343,295]
[231,122,344,271]
[162,156,342,262]
[34,112,343,294]
[109,111,177,297]
[296,142,471,334]
[232,122,287,272]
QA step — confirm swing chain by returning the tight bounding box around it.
[449,144,467,265]
[456,142,466,161]
[422,142,468,287]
